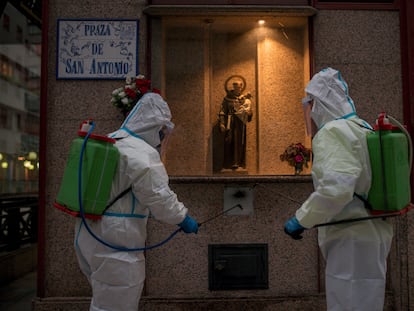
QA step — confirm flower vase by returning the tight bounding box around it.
[294,164,302,175]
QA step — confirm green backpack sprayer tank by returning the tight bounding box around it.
[313,113,413,229]
[52,119,236,251]
[367,113,412,214]
[54,120,119,219]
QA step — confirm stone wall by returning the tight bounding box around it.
[35,3,409,310]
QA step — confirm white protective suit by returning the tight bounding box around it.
[296,68,393,311]
[74,93,189,311]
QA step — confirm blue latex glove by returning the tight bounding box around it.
[178,215,199,234]
[284,216,305,240]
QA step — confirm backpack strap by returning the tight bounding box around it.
[101,137,134,213]
[104,186,132,212]
[354,192,373,210]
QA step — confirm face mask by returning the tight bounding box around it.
[159,129,166,142]
[156,130,165,154]
[302,96,313,136]
[156,126,173,160]
[309,98,327,130]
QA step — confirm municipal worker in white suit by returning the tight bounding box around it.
[75,89,198,311]
[284,68,393,311]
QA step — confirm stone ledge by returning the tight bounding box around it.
[170,175,313,184]
[33,295,326,310]
[144,5,318,17]
[32,292,397,311]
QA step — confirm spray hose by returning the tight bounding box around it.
[78,122,242,251]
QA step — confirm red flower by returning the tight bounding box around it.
[136,79,151,88]
[294,154,304,163]
[112,75,163,117]
[124,88,137,99]
[296,143,305,151]
[138,86,149,94]
[280,142,312,170]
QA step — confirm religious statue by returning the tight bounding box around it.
[218,75,253,171]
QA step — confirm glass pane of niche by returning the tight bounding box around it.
[151,16,311,176]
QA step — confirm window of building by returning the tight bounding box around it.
[16,113,22,131]
[16,25,23,42]
[0,106,11,129]
[2,14,10,32]
[0,55,13,78]
[150,14,312,176]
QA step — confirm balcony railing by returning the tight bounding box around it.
[0,193,38,251]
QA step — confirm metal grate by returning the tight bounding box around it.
[208,243,268,290]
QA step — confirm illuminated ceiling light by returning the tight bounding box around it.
[0,153,3,161]
[18,156,25,161]
[257,20,265,26]
[1,162,8,169]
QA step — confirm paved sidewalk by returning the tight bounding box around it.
[0,271,37,311]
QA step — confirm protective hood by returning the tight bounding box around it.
[305,67,357,129]
[109,92,174,148]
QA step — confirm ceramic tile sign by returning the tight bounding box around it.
[56,19,139,80]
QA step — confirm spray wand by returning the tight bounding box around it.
[274,190,413,232]
[198,204,242,227]
[313,203,414,228]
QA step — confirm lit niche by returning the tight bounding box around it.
[150,15,311,176]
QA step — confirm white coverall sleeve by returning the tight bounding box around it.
[130,149,188,225]
[296,122,365,228]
